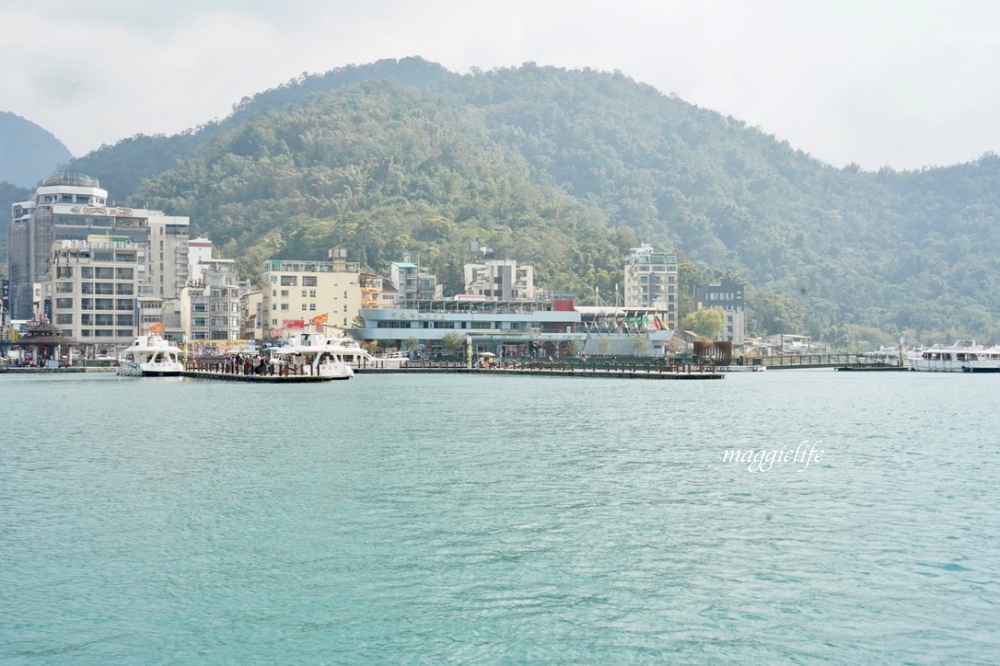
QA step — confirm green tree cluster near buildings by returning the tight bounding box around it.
[5,57,1000,345]
[682,308,726,341]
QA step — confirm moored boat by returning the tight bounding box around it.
[270,332,354,380]
[906,340,1000,373]
[118,334,185,377]
[371,349,410,368]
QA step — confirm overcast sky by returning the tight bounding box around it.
[3,0,998,171]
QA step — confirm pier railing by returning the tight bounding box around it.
[380,359,722,374]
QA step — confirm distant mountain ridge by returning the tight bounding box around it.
[7,58,1000,342]
[0,112,73,187]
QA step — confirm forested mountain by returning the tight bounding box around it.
[0,112,73,188]
[9,58,1000,343]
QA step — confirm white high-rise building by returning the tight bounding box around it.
[623,244,678,330]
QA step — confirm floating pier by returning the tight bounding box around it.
[181,369,339,382]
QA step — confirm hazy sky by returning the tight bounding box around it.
[3,0,998,170]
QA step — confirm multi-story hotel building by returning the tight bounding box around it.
[8,174,190,348]
[260,249,362,339]
[41,239,140,351]
[623,244,678,330]
[9,174,116,320]
[181,258,242,341]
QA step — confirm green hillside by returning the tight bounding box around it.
[0,112,73,188]
[11,58,1000,343]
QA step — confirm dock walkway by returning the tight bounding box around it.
[357,360,723,380]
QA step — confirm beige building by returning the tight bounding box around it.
[239,290,264,341]
[623,244,678,330]
[180,259,242,341]
[146,216,190,300]
[42,239,140,352]
[261,250,362,339]
[463,259,535,301]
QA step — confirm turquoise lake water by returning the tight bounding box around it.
[2,370,999,664]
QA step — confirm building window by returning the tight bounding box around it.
[280,276,297,286]
[81,267,93,279]
[56,282,74,294]
[56,266,73,278]
[280,304,289,311]
[116,268,134,279]
[303,276,317,287]
[116,284,134,295]
[56,298,74,309]
[56,313,73,325]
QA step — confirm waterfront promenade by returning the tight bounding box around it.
[358,359,724,379]
[1,355,903,380]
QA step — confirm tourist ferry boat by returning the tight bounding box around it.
[118,334,185,377]
[906,340,1000,373]
[323,336,409,369]
[270,332,354,379]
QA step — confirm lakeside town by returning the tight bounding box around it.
[0,173,982,375]
[1,173,780,368]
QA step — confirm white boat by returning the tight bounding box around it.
[906,340,1000,373]
[324,336,376,369]
[963,344,1000,373]
[270,332,354,380]
[118,334,185,377]
[371,349,410,368]
[858,346,903,366]
[324,336,409,369]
